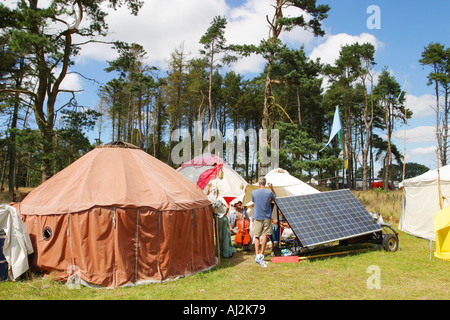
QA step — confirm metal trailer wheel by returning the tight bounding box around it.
[382,233,399,252]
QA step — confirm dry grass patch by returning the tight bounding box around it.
[353,189,403,223]
[0,187,34,203]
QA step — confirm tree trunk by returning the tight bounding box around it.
[31,6,75,181]
[362,78,374,191]
[138,88,144,148]
[296,88,302,126]
[260,0,283,177]
[8,99,19,200]
[208,42,215,133]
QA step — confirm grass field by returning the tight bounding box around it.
[0,188,449,300]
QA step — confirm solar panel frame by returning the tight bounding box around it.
[274,189,382,248]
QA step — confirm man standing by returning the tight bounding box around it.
[251,177,276,267]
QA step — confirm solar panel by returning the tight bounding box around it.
[274,189,382,247]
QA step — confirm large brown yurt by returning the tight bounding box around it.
[18,142,216,288]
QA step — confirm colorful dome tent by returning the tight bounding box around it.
[18,142,216,288]
[177,154,248,204]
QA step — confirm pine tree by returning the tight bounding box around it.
[0,0,143,180]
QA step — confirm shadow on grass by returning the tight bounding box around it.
[214,242,385,270]
[297,243,380,262]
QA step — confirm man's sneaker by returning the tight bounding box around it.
[255,254,267,267]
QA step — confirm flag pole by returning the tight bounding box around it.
[402,80,408,182]
[400,80,408,234]
[336,106,348,187]
[215,151,220,264]
[339,116,348,187]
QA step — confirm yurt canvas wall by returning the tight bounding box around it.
[18,142,216,288]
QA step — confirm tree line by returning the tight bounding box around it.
[1,1,444,201]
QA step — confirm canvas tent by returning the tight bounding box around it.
[243,168,319,203]
[243,168,320,214]
[17,142,216,288]
[434,206,450,261]
[399,164,450,241]
[177,154,248,204]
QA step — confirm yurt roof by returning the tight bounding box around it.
[20,142,211,215]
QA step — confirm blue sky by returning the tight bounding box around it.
[318,0,448,97]
[29,0,449,171]
[311,0,449,171]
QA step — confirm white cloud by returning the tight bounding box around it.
[230,54,266,74]
[405,145,438,169]
[308,32,383,90]
[406,94,438,118]
[61,72,83,92]
[225,0,321,74]
[409,145,437,156]
[77,0,228,66]
[51,68,83,92]
[309,32,382,66]
[2,0,327,76]
[391,127,438,169]
[224,0,272,74]
[226,0,270,46]
[392,125,435,143]
[75,0,325,75]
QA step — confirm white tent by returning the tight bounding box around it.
[243,168,320,210]
[399,164,450,241]
[177,154,248,204]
